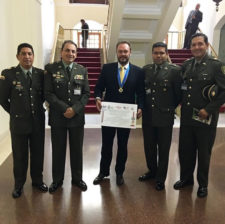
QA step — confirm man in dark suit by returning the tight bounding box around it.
[139,42,182,191]
[183,3,202,49]
[80,19,89,48]
[44,40,90,193]
[174,33,225,197]
[0,43,48,198]
[93,41,145,186]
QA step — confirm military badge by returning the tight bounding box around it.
[52,74,57,77]
[12,81,17,85]
[75,75,84,80]
[0,75,5,80]
[221,66,225,75]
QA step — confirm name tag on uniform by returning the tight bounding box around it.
[181,83,187,90]
[74,88,81,95]
[145,88,151,95]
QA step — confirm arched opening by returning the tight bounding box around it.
[73,20,104,48]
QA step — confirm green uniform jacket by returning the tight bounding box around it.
[142,62,183,127]
[44,61,90,127]
[0,65,45,134]
[181,54,225,127]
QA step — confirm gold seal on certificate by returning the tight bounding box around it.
[119,88,123,93]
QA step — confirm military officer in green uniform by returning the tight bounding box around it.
[0,43,48,198]
[44,40,90,193]
[174,33,225,197]
[139,42,182,191]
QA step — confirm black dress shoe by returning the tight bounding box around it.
[155,182,165,191]
[93,173,106,185]
[197,187,208,198]
[116,175,124,186]
[32,182,48,192]
[49,181,63,193]
[173,180,194,190]
[72,180,87,191]
[139,171,155,182]
[12,188,23,198]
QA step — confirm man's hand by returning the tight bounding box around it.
[198,109,209,120]
[137,109,142,119]
[96,99,102,112]
[64,107,75,118]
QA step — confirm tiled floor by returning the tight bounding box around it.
[0,128,225,224]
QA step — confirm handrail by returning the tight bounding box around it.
[50,23,61,63]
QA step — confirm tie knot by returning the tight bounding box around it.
[27,71,32,79]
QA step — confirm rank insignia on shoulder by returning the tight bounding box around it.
[16,72,20,75]
[221,66,225,75]
[75,75,84,80]
[0,75,5,80]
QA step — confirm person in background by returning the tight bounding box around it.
[183,3,202,49]
[174,33,225,198]
[93,41,145,186]
[44,40,90,193]
[139,42,182,191]
[0,43,48,198]
[80,19,89,48]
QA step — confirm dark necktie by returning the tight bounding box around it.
[155,65,161,75]
[26,71,32,87]
[66,66,71,80]
[194,63,200,72]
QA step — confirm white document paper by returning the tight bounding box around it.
[100,102,137,129]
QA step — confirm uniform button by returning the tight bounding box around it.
[68,82,71,85]
[152,97,155,100]
[19,93,22,96]
[204,78,206,80]
[68,98,71,101]
[152,104,154,107]
[153,82,156,86]
[189,86,192,89]
[32,111,34,114]
[189,79,192,82]
[68,90,71,93]
[30,88,32,91]
[15,115,19,118]
[163,88,167,91]
[31,103,34,106]
[187,102,190,106]
[188,94,191,98]
[57,86,59,88]
[31,96,33,98]
[152,90,155,93]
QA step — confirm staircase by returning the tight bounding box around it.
[168,49,192,66]
[75,48,101,113]
[168,49,225,113]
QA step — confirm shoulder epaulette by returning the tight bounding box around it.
[143,64,154,69]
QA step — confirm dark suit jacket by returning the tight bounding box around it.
[44,61,90,127]
[94,62,145,109]
[185,10,202,32]
[0,65,45,134]
[142,62,182,127]
[181,55,225,127]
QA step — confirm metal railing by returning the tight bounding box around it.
[63,29,106,49]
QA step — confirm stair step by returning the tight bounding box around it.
[88,67,101,73]
[77,52,101,57]
[75,57,100,62]
[78,62,101,67]
[78,48,100,52]
[85,104,98,113]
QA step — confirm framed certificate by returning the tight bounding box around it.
[100,102,137,129]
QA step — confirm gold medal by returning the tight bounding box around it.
[119,88,123,93]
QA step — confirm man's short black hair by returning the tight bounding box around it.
[191,33,208,44]
[17,43,34,55]
[61,40,78,51]
[80,19,85,23]
[152,42,168,53]
[116,41,131,50]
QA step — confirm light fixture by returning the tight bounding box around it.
[213,0,223,11]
